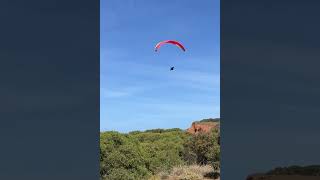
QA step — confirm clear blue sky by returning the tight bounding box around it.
[100,0,220,132]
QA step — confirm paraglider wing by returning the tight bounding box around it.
[155,40,186,52]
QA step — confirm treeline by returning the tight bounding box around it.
[198,118,220,123]
[100,128,220,180]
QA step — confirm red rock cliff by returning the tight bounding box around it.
[187,121,220,135]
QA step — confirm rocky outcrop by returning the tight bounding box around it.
[187,119,220,135]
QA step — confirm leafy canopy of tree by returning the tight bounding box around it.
[198,118,220,123]
[100,122,220,180]
[183,129,220,169]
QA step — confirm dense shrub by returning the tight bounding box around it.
[100,132,150,179]
[198,118,220,123]
[100,126,220,179]
[100,130,189,179]
[144,128,183,133]
[132,131,188,173]
[183,129,220,167]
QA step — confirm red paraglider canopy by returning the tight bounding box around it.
[155,40,186,52]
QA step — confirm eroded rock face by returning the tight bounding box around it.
[186,119,220,145]
[187,121,220,134]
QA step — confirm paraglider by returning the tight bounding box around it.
[154,40,186,52]
[154,40,186,71]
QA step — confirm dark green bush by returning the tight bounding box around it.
[100,132,150,179]
[199,118,220,123]
[100,126,220,179]
[183,129,220,166]
[100,130,189,179]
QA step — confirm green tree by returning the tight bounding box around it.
[183,129,220,166]
[100,132,150,180]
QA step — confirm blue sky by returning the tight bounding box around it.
[100,0,220,132]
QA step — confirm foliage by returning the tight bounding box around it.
[100,131,150,180]
[132,131,187,174]
[198,118,220,123]
[144,128,183,133]
[100,130,189,179]
[183,128,220,167]
[100,125,220,180]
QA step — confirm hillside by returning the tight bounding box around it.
[100,118,220,180]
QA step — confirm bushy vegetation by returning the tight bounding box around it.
[198,118,220,123]
[100,125,220,180]
[183,129,220,167]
